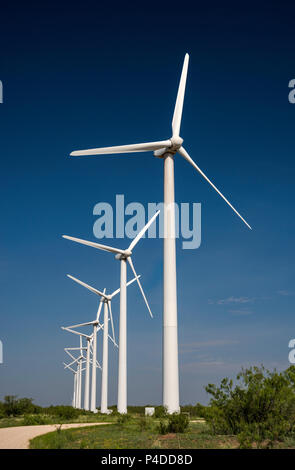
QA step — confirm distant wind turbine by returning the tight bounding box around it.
[66,274,139,414]
[64,300,105,413]
[64,343,87,409]
[63,210,160,414]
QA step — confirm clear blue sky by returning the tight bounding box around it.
[0,1,295,406]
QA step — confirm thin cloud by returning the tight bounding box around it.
[229,309,253,316]
[209,296,254,305]
[277,290,294,297]
[180,339,239,354]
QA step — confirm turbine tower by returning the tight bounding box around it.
[67,54,251,413]
[63,362,79,408]
[63,211,160,413]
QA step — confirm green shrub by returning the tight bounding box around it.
[158,420,168,434]
[137,416,151,431]
[1,396,41,417]
[158,413,189,434]
[23,414,49,426]
[205,365,295,448]
[43,405,80,420]
[116,413,131,426]
[127,406,145,415]
[167,413,189,433]
[154,406,167,418]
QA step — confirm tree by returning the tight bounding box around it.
[205,365,295,448]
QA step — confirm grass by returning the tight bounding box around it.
[0,412,115,428]
[29,420,240,449]
[29,416,295,449]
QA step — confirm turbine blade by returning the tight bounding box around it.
[67,274,107,299]
[63,364,76,374]
[62,327,90,339]
[128,210,160,251]
[66,352,80,362]
[63,235,125,255]
[172,53,189,137]
[65,350,79,363]
[178,146,252,230]
[108,301,117,346]
[70,140,172,157]
[63,321,95,329]
[64,358,79,369]
[110,275,141,298]
[127,257,153,318]
[98,319,117,347]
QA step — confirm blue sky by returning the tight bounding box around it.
[0,1,295,406]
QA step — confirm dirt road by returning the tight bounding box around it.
[0,422,108,449]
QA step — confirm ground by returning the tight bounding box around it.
[29,421,240,449]
[0,422,108,449]
[1,414,295,449]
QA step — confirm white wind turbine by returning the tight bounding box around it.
[66,274,139,414]
[63,210,160,414]
[67,54,251,413]
[64,343,87,409]
[62,327,96,411]
[63,361,79,408]
[63,301,106,413]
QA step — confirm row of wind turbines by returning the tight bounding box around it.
[61,53,251,414]
[62,212,160,413]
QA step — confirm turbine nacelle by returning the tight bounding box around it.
[153,136,183,158]
[115,249,132,260]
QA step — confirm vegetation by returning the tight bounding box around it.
[158,413,190,434]
[0,396,112,428]
[7,365,295,449]
[30,420,237,449]
[204,365,295,448]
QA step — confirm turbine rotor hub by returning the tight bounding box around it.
[115,250,132,260]
[170,135,183,149]
[153,136,183,158]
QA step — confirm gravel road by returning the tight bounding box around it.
[0,422,108,449]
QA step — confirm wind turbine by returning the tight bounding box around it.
[63,302,106,413]
[63,210,160,414]
[62,326,96,411]
[66,274,139,414]
[67,54,251,413]
[63,361,79,408]
[64,344,87,409]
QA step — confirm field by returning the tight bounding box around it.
[28,418,295,449]
[29,421,238,449]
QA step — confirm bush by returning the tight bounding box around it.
[22,414,49,426]
[127,406,145,415]
[116,413,131,426]
[158,413,189,434]
[154,406,167,418]
[1,396,41,417]
[205,365,295,448]
[43,405,80,420]
[137,416,151,431]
